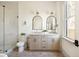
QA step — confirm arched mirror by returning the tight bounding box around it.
[32,12,42,30]
[46,12,58,33]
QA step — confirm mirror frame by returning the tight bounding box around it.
[32,15,43,30]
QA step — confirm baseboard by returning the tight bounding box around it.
[61,48,70,57]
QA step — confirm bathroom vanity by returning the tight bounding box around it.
[28,10,60,51]
[28,32,60,51]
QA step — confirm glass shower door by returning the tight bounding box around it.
[0,5,4,53]
[4,2,18,52]
[0,2,18,53]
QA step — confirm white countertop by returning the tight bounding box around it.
[29,32,60,38]
[30,32,58,35]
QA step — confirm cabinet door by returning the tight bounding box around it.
[28,35,41,50]
[52,38,60,50]
[47,37,59,50]
[34,35,41,50]
[28,37,36,50]
[47,36,54,50]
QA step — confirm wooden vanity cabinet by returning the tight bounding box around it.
[28,34,60,51]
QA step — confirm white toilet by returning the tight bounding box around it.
[16,33,26,52]
[16,41,25,53]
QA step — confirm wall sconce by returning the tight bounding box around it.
[23,21,26,25]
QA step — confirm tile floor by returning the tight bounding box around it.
[7,50,64,57]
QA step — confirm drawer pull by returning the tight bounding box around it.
[52,39,54,42]
[42,46,46,48]
[42,41,46,42]
[33,39,36,42]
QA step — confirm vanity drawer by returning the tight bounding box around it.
[42,40,46,42]
[41,40,47,45]
[42,45,47,49]
[42,46,46,48]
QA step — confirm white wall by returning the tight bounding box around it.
[61,2,79,57]
[18,1,63,37]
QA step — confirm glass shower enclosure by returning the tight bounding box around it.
[0,2,18,53]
